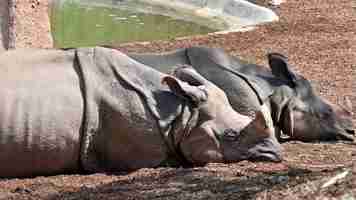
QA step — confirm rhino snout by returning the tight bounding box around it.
[248,139,283,162]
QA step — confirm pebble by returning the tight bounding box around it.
[269,0,285,6]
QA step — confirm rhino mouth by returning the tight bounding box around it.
[248,148,282,163]
[346,129,355,135]
[336,129,355,142]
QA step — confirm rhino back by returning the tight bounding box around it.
[238,63,288,89]
[185,47,268,117]
[0,49,83,177]
[128,47,264,116]
[77,47,187,172]
[128,48,190,74]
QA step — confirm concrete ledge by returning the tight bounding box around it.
[139,0,278,31]
[0,0,53,51]
[0,0,277,50]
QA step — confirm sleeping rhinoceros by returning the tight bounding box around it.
[128,46,355,142]
[0,47,281,178]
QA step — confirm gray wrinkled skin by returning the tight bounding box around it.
[129,46,355,142]
[0,47,281,178]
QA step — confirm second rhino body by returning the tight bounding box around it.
[129,46,354,142]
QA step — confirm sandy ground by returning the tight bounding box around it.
[13,0,53,48]
[1,0,355,199]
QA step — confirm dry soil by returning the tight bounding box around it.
[1,0,355,199]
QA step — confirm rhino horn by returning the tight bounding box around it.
[252,103,276,138]
[259,103,274,129]
[283,104,294,138]
[344,96,353,113]
[337,96,353,115]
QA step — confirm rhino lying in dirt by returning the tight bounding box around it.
[0,47,282,178]
[129,46,355,142]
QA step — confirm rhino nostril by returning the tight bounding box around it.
[250,149,282,163]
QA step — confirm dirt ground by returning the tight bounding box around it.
[12,0,53,49]
[1,0,355,199]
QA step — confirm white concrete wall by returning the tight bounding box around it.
[222,0,277,24]
[0,0,276,50]
[141,0,278,31]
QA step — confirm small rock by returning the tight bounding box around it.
[269,175,289,184]
[30,0,40,8]
[341,193,355,200]
[12,187,32,194]
[321,170,350,188]
[269,0,285,6]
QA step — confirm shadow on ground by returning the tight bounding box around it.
[41,166,336,200]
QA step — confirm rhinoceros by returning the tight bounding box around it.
[0,47,281,178]
[128,46,355,142]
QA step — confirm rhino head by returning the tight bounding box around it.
[163,65,282,165]
[268,53,355,142]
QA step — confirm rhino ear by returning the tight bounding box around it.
[162,76,208,105]
[254,110,270,133]
[257,103,274,130]
[281,104,294,138]
[272,100,295,139]
[267,53,297,87]
[172,64,209,86]
[270,87,295,138]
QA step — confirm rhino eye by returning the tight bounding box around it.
[223,128,240,141]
